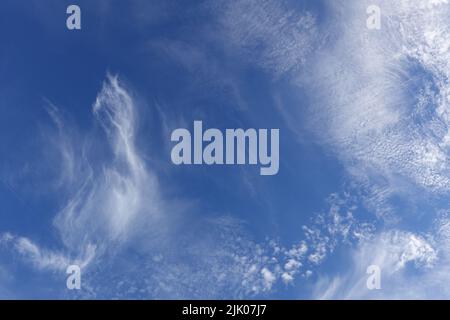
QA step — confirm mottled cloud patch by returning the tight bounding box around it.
[313,226,442,299]
[304,1,450,200]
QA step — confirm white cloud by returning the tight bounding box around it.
[281,272,294,285]
[217,0,319,76]
[300,193,375,266]
[1,75,165,277]
[0,233,95,272]
[261,267,276,290]
[284,259,301,271]
[301,1,450,210]
[1,74,310,298]
[66,73,163,243]
[313,228,440,299]
[0,72,374,298]
[237,0,450,224]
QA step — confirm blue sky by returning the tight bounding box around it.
[1,0,450,299]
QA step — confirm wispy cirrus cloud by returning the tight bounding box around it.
[1,74,165,274]
[312,220,450,299]
[3,74,370,298]
[216,0,320,77]
[213,0,450,299]
[0,233,95,272]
